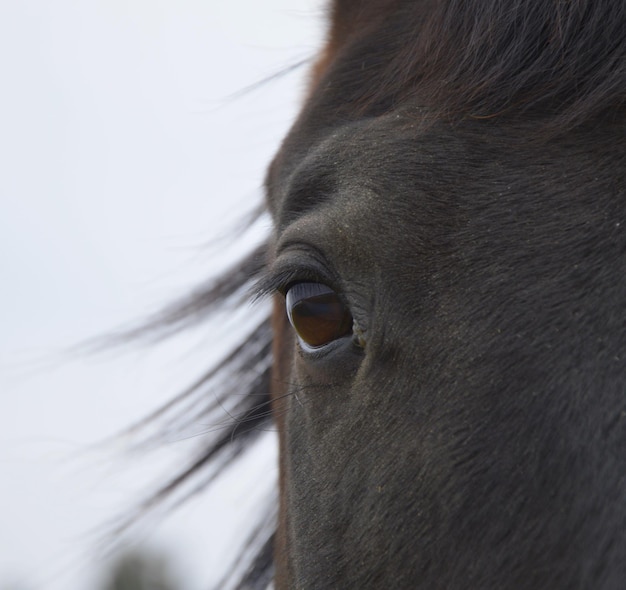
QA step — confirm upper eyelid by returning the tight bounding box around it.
[252,241,340,300]
[253,245,351,304]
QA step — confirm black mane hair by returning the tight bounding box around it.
[323,0,626,132]
[129,1,626,588]
[107,239,277,589]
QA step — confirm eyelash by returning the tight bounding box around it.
[253,265,335,300]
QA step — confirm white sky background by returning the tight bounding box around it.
[0,2,323,589]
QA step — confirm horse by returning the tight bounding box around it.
[142,0,626,588]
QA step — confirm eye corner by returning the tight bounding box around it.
[352,321,367,349]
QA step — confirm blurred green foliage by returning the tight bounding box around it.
[101,549,180,590]
[1,548,183,590]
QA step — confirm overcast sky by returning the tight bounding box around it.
[0,2,323,588]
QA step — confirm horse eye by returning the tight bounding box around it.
[285,282,353,349]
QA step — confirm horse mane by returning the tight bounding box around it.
[127,1,625,588]
[320,0,626,132]
[107,230,276,589]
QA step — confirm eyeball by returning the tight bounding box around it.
[285,282,353,349]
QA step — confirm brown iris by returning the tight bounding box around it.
[286,282,353,348]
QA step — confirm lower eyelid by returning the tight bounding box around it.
[295,333,352,360]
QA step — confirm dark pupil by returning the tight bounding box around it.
[286,283,353,348]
